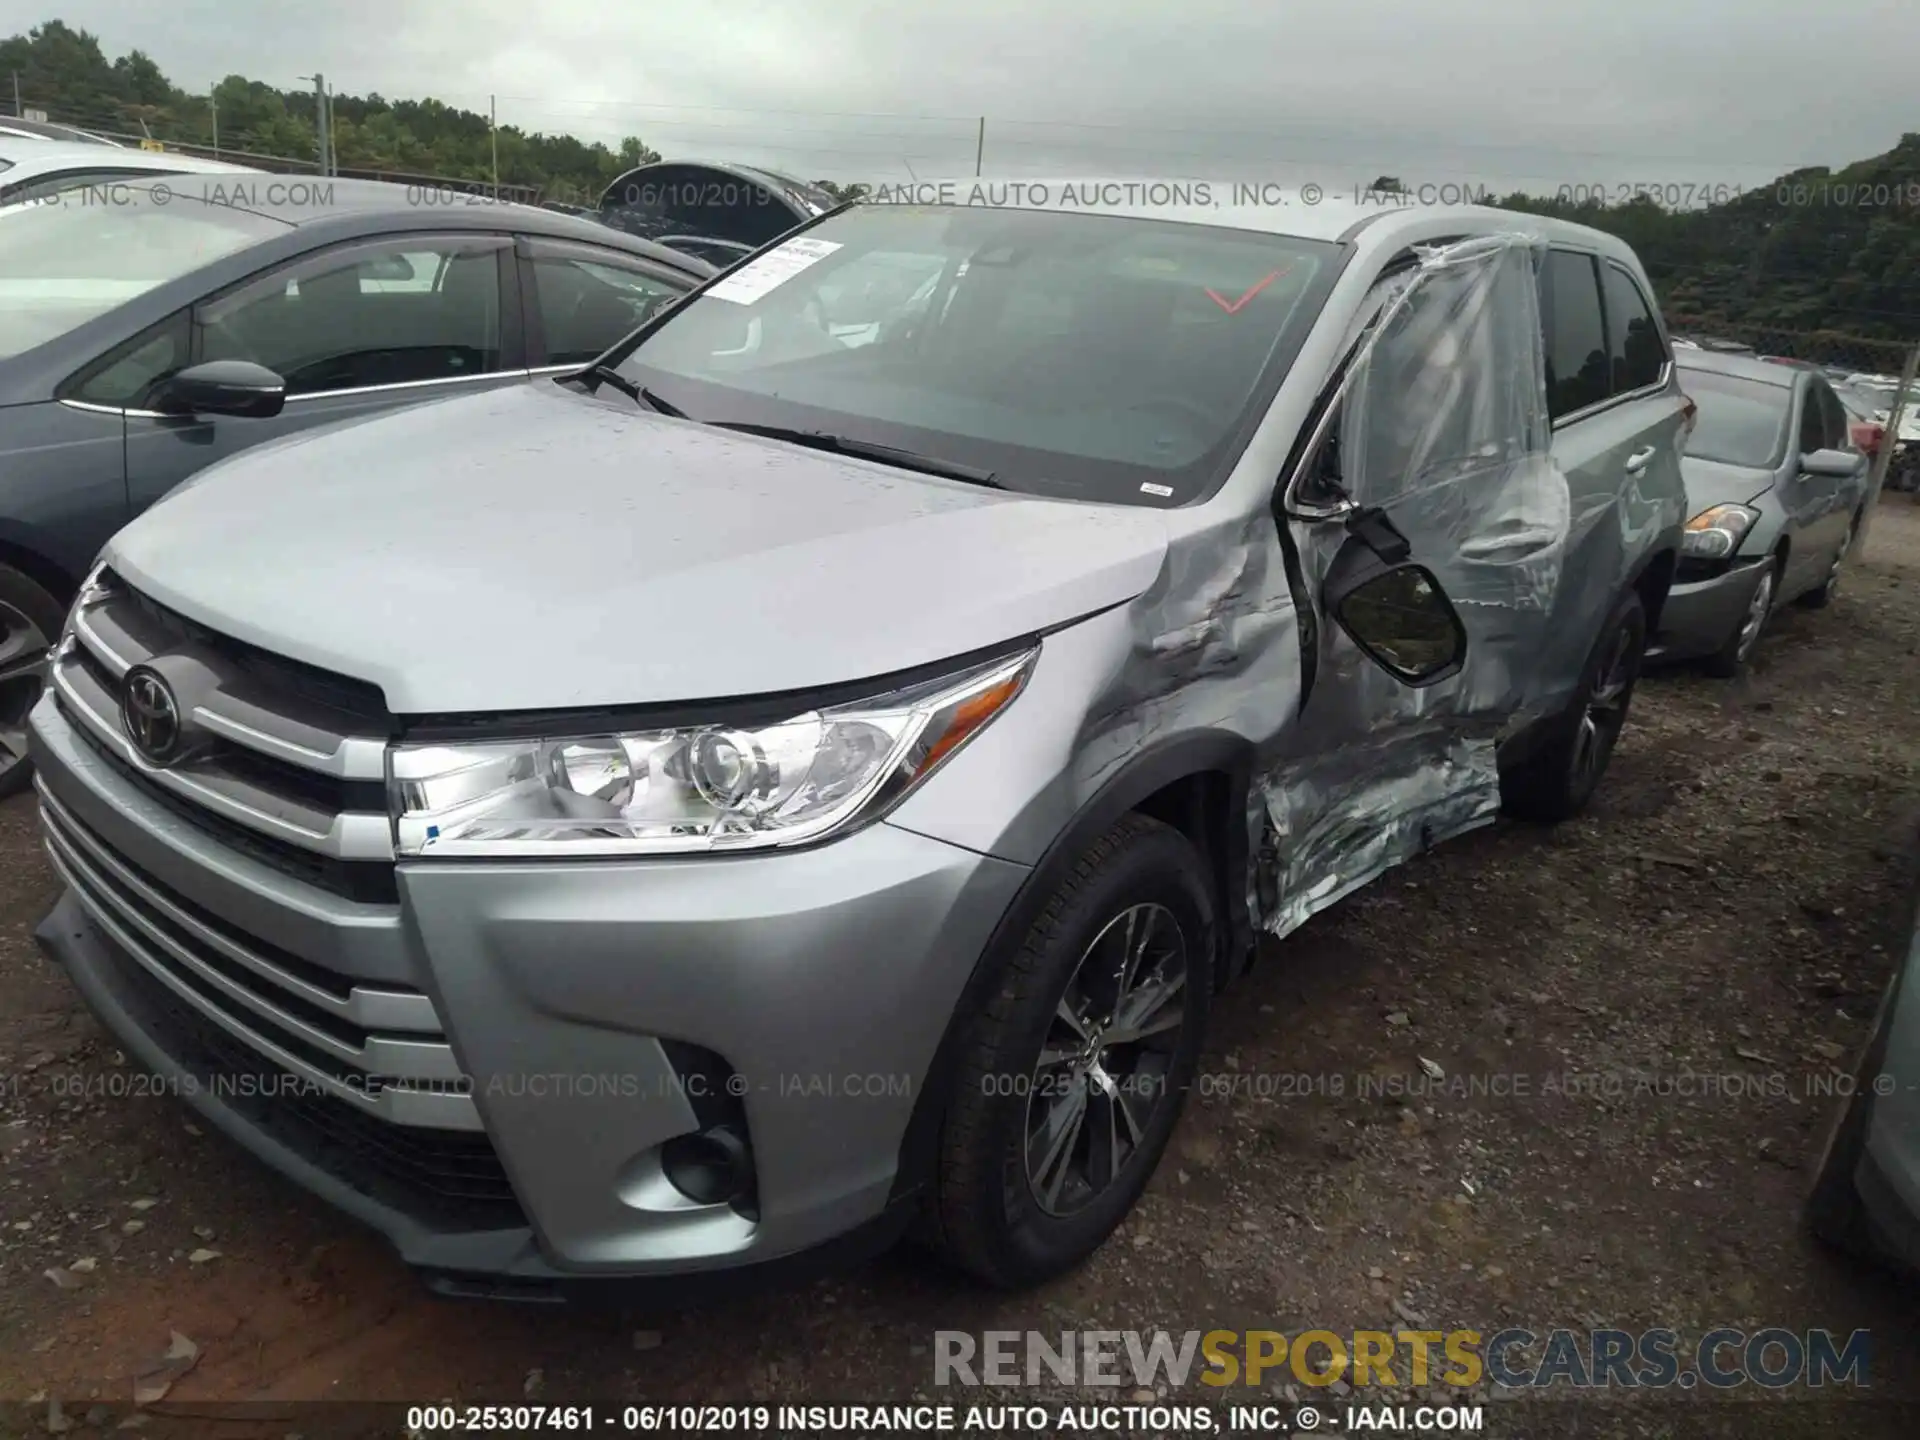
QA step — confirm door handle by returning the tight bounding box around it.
[1625,446,1656,474]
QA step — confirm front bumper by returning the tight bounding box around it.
[28,690,1029,1293]
[1646,557,1769,662]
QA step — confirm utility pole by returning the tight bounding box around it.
[11,72,20,118]
[1856,342,1920,555]
[974,116,985,176]
[325,79,336,175]
[209,87,219,157]
[300,73,330,175]
[490,94,499,197]
[299,74,323,172]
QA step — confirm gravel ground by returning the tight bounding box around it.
[2,500,1919,1437]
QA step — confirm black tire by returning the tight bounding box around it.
[1500,588,1646,823]
[1701,556,1779,679]
[0,563,63,801]
[923,813,1214,1287]
[1806,982,1898,1258]
[1796,510,1862,611]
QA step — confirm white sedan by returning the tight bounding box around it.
[0,140,257,205]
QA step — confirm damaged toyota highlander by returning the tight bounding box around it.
[28,191,1687,1297]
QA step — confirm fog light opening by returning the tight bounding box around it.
[661,1125,754,1210]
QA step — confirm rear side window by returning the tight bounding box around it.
[526,241,689,367]
[1602,264,1667,395]
[1541,250,1609,420]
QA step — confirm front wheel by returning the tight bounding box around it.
[1702,560,1776,679]
[0,564,63,800]
[1500,588,1646,822]
[924,813,1214,1287]
[1796,510,1861,610]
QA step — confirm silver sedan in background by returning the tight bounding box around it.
[1648,351,1870,676]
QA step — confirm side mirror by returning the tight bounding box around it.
[152,360,286,419]
[1327,554,1467,686]
[1800,447,1863,477]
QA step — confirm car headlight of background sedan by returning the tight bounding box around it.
[390,647,1036,857]
[1681,503,1760,560]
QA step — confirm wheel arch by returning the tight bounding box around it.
[889,732,1259,1206]
[0,537,80,609]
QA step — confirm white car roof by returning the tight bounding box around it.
[0,140,258,180]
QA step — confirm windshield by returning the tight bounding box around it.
[1679,367,1791,469]
[612,204,1337,505]
[0,185,289,359]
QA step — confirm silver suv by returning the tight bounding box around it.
[29,191,1687,1297]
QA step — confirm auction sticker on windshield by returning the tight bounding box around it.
[707,237,843,304]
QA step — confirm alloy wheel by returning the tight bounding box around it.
[1025,902,1190,1218]
[1571,622,1639,788]
[1827,517,1857,594]
[1734,568,1775,664]
[0,600,51,787]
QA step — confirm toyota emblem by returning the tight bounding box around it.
[121,666,183,764]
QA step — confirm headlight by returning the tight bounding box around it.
[1681,504,1759,560]
[390,647,1036,857]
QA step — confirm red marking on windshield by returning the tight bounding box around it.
[1205,265,1291,315]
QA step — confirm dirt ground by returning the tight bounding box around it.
[3,502,1920,1437]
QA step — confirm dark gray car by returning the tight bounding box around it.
[1647,350,1870,676]
[0,175,712,793]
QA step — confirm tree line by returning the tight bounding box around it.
[5,20,1916,342]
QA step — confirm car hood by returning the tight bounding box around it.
[1680,455,1775,512]
[107,381,1172,714]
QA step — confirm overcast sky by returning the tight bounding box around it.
[18,0,1918,195]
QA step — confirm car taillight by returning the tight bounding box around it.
[1679,394,1698,435]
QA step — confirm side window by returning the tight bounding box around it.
[1541,250,1609,420]
[195,236,505,395]
[1814,382,1850,452]
[1601,264,1668,395]
[527,244,688,367]
[62,312,192,408]
[1797,383,1827,456]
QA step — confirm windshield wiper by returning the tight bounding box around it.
[576,363,686,419]
[707,422,1005,489]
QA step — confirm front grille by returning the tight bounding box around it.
[100,931,525,1231]
[49,570,399,893]
[37,575,526,1235]
[59,710,399,904]
[41,788,471,1127]
[122,582,393,728]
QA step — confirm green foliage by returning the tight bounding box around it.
[1491,134,1920,341]
[0,19,658,201]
